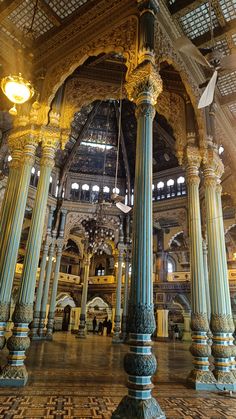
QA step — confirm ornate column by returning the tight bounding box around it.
[0,117,39,355]
[38,235,56,338]
[156,309,169,340]
[202,239,211,322]
[0,139,23,350]
[46,211,67,339]
[0,119,60,386]
[185,146,215,389]
[122,247,130,341]
[203,146,236,389]
[31,208,54,340]
[112,3,164,415]
[113,225,125,343]
[182,311,192,341]
[77,252,91,338]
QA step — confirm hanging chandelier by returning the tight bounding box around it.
[1,73,35,114]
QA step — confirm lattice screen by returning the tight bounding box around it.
[219,0,236,22]
[179,2,218,39]
[7,0,54,38]
[218,71,236,96]
[47,0,89,19]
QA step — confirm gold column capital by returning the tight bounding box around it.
[184,146,201,186]
[126,61,163,106]
[203,147,224,187]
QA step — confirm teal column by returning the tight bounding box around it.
[77,253,91,339]
[0,143,23,349]
[202,239,211,322]
[185,147,215,389]
[0,133,59,386]
[216,179,236,377]
[113,225,125,344]
[121,248,130,341]
[38,236,56,338]
[31,208,54,339]
[203,148,236,389]
[0,137,37,356]
[112,60,164,417]
[46,211,67,339]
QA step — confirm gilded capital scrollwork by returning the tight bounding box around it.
[126,61,162,106]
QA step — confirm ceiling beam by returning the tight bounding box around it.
[38,0,62,27]
[114,102,131,202]
[60,101,101,187]
[1,19,33,49]
[193,19,236,47]
[169,0,205,17]
[0,0,22,22]
[219,92,236,106]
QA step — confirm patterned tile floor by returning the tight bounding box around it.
[0,333,235,418]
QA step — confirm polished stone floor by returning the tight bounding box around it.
[0,332,236,418]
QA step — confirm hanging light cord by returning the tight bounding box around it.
[209,0,215,49]
[114,77,123,192]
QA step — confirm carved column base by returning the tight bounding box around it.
[29,311,40,339]
[112,395,165,419]
[113,315,122,343]
[0,364,28,387]
[76,316,86,339]
[46,313,54,339]
[0,303,10,350]
[38,311,46,337]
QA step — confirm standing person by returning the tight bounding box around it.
[92,316,97,334]
[103,317,108,336]
[107,319,112,336]
[174,324,179,341]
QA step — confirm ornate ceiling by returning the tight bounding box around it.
[165,0,236,123]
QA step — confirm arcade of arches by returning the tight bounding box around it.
[0,1,236,418]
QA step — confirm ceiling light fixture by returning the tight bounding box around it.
[1,73,35,115]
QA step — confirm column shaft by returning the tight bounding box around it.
[77,255,90,338]
[113,243,124,343]
[0,133,59,386]
[39,240,56,337]
[185,151,215,388]
[46,242,63,339]
[204,153,236,388]
[0,139,37,355]
[122,250,130,341]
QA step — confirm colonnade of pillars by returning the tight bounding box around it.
[0,110,62,386]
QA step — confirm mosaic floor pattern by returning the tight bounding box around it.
[0,333,235,418]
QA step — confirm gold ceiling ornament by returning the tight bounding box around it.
[1,73,35,115]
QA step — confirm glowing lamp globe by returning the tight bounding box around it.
[1,73,35,105]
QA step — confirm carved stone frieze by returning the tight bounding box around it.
[41,16,138,120]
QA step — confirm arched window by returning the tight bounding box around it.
[167,256,176,273]
[92,185,100,202]
[103,186,110,201]
[177,176,186,196]
[49,176,53,194]
[30,167,36,186]
[131,188,134,206]
[219,145,224,155]
[7,155,12,162]
[113,187,120,194]
[81,184,90,201]
[157,181,165,200]
[167,179,175,198]
[71,183,79,200]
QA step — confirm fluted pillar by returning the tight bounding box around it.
[182,311,192,341]
[202,239,211,322]
[0,141,23,350]
[203,147,236,389]
[77,253,91,338]
[31,207,54,339]
[46,211,67,339]
[121,248,130,341]
[112,6,164,413]
[0,127,38,355]
[0,126,60,386]
[38,236,56,338]
[185,146,215,389]
[113,226,125,344]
